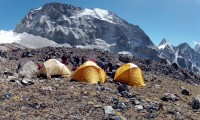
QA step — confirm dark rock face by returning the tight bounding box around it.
[176,43,200,73]
[15,2,160,61]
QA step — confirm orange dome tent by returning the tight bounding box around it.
[114,63,145,86]
[72,61,107,84]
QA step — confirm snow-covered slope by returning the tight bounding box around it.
[0,30,70,48]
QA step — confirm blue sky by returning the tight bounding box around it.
[0,0,200,47]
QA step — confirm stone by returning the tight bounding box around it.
[120,91,135,99]
[167,110,181,120]
[42,86,52,91]
[1,93,12,100]
[28,102,46,109]
[113,102,127,110]
[174,112,181,120]
[172,63,179,70]
[107,115,123,120]
[18,60,38,78]
[161,93,179,102]
[3,71,14,76]
[118,54,132,63]
[21,78,34,86]
[111,98,120,105]
[134,105,143,111]
[143,101,162,112]
[181,86,190,96]
[7,76,16,82]
[130,98,140,105]
[117,84,128,93]
[96,84,112,92]
[155,84,160,88]
[191,94,200,109]
[104,106,115,115]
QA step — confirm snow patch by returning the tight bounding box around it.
[75,39,111,51]
[30,7,42,13]
[0,30,71,48]
[158,44,167,49]
[35,7,42,11]
[158,42,174,52]
[71,8,114,24]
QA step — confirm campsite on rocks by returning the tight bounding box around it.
[0,44,200,120]
[1,1,200,120]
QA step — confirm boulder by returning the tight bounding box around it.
[143,101,163,112]
[118,54,132,63]
[161,93,179,102]
[104,106,115,115]
[117,84,129,93]
[21,78,34,86]
[191,94,200,109]
[134,105,143,111]
[120,91,135,99]
[172,63,179,70]
[181,86,190,96]
[17,60,38,78]
[160,58,168,64]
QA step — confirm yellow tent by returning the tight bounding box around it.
[40,59,71,78]
[72,61,107,84]
[114,63,145,86]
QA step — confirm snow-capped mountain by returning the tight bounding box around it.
[15,2,160,61]
[159,39,200,73]
[0,30,70,48]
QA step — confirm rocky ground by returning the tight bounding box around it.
[0,43,200,120]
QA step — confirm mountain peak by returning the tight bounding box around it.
[177,42,190,49]
[159,38,169,46]
[158,39,171,50]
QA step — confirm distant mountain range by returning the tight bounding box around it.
[158,39,200,72]
[12,2,200,73]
